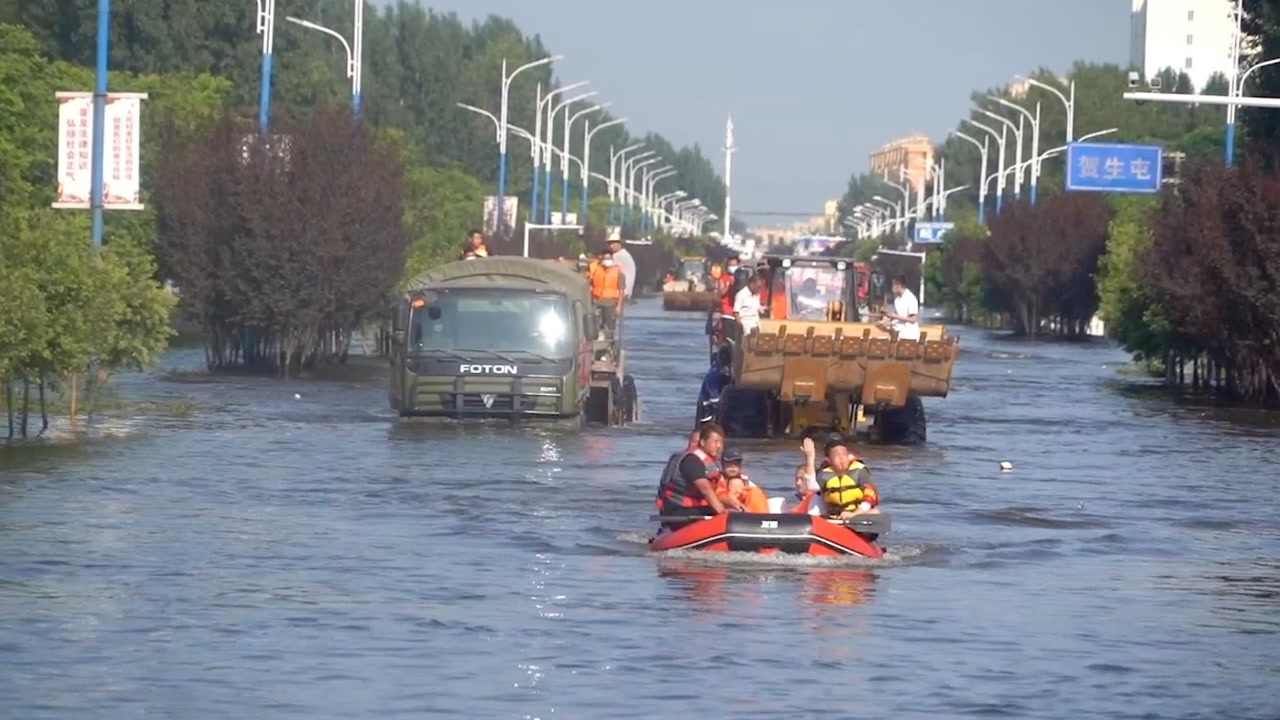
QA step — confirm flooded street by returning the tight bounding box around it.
[1,297,1277,719]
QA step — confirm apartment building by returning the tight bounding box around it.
[1130,0,1236,91]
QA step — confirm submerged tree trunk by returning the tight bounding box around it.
[38,376,48,434]
[20,377,30,438]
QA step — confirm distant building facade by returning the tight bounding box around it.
[869,134,934,198]
[1130,0,1236,91]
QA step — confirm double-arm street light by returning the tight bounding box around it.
[494,55,561,233]
[285,1,364,114]
[642,166,677,231]
[974,107,1023,199]
[963,118,1006,213]
[950,129,989,225]
[543,90,597,223]
[532,81,588,221]
[623,154,659,223]
[609,144,646,221]
[988,96,1041,204]
[561,102,609,219]
[581,118,628,217]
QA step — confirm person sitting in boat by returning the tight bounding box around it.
[656,423,743,518]
[717,447,770,513]
[796,436,879,520]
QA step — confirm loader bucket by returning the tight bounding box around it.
[728,319,958,409]
[663,288,718,311]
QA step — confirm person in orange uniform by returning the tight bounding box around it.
[717,447,770,513]
[656,423,741,518]
[589,248,626,340]
[460,229,488,259]
[793,436,878,519]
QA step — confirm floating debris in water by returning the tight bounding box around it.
[999,461,1013,472]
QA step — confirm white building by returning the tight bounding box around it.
[1130,0,1236,92]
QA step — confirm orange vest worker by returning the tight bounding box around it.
[591,264,622,301]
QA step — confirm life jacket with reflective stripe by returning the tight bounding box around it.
[656,448,719,512]
[819,463,878,515]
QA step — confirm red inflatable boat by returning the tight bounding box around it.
[649,511,890,559]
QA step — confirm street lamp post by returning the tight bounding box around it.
[543,90,597,224]
[496,55,561,234]
[1024,76,1075,143]
[951,130,989,225]
[285,0,364,115]
[871,196,900,234]
[883,176,911,240]
[89,0,112,249]
[625,157,660,224]
[1226,0,1245,166]
[642,167,676,231]
[581,118,627,219]
[963,118,1006,213]
[532,81,588,222]
[975,107,1023,199]
[255,0,276,133]
[989,96,1041,204]
[609,143,645,223]
[1227,54,1280,165]
[618,153,652,221]
[561,102,608,220]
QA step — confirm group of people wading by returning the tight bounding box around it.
[656,423,880,522]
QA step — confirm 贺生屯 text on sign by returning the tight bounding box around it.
[1065,142,1163,194]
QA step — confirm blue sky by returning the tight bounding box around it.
[398,0,1131,221]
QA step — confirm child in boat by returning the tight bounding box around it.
[797,436,879,519]
[718,447,770,513]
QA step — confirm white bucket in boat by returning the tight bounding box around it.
[767,497,785,513]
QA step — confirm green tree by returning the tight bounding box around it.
[1095,196,1176,366]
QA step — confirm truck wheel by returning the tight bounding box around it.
[718,387,769,438]
[622,374,639,423]
[879,396,927,445]
[609,376,625,425]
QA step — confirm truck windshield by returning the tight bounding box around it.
[409,289,574,358]
[786,266,847,320]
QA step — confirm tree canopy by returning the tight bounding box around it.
[7,0,728,219]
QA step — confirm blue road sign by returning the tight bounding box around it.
[1065,142,1163,193]
[914,221,954,245]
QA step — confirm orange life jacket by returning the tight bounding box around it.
[591,264,622,301]
[770,290,788,320]
[718,275,734,314]
[657,448,718,512]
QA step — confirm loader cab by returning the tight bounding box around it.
[758,255,867,322]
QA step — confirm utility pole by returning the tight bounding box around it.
[723,115,735,240]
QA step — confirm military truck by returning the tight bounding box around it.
[707,254,957,444]
[389,257,638,426]
[663,256,718,311]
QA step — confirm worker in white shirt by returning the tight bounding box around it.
[732,274,765,334]
[879,275,920,340]
[607,234,636,302]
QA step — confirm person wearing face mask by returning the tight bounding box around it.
[589,248,626,341]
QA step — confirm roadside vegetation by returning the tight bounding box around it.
[1,2,731,435]
[834,0,1280,406]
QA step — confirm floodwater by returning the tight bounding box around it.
[1,298,1278,720]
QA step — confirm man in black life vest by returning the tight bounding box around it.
[656,422,742,516]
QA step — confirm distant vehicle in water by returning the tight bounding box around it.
[389,256,638,426]
[662,256,718,311]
